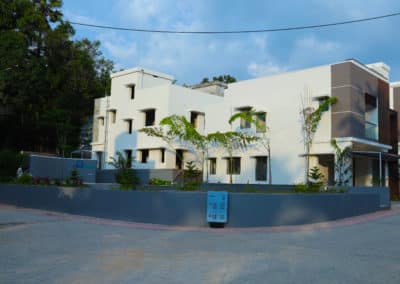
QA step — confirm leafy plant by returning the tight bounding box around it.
[300,92,337,184]
[207,131,258,184]
[16,173,33,185]
[179,182,201,191]
[331,139,352,186]
[308,166,324,189]
[228,107,272,183]
[109,151,139,190]
[149,178,172,186]
[66,169,83,186]
[184,161,201,183]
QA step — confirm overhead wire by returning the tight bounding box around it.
[67,11,400,34]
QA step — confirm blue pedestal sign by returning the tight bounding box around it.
[207,191,228,223]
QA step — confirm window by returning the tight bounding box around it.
[236,107,252,129]
[109,110,116,123]
[140,149,149,163]
[143,109,156,126]
[190,111,205,130]
[209,158,216,175]
[226,157,241,175]
[255,156,267,181]
[124,150,132,168]
[125,119,133,134]
[98,117,104,126]
[129,84,135,100]
[190,112,199,128]
[176,149,183,169]
[255,112,266,133]
[160,148,165,163]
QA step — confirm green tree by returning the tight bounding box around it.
[300,92,337,185]
[140,115,208,183]
[201,74,237,84]
[108,151,138,189]
[207,131,258,184]
[0,0,113,153]
[228,108,272,183]
[330,139,352,186]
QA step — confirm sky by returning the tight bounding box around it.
[62,0,400,85]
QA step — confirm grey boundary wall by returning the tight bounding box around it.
[0,185,387,227]
[96,169,178,184]
[29,155,96,183]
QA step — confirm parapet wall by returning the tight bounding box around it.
[0,185,386,227]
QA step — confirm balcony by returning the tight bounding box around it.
[365,121,378,140]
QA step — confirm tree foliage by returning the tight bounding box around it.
[228,107,272,183]
[0,0,113,155]
[300,93,337,184]
[108,151,138,189]
[330,139,352,186]
[201,74,237,84]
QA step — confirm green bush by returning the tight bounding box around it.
[16,173,33,184]
[179,182,201,191]
[116,169,139,190]
[149,178,172,186]
[294,182,319,193]
[66,169,83,186]
[109,151,139,190]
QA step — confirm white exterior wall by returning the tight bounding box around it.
[92,68,225,171]
[205,65,332,184]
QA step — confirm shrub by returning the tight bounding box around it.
[16,173,33,184]
[149,178,172,186]
[109,151,139,190]
[66,169,83,186]
[179,182,201,191]
[294,182,319,193]
[115,169,139,190]
[33,177,50,185]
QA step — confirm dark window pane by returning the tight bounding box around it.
[255,156,267,181]
[227,158,240,175]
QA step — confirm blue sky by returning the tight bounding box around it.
[63,0,400,84]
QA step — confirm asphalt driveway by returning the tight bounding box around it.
[1,203,400,284]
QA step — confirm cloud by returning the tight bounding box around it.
[295,36,340,53]
[247,62,289,77]
[96,32,137,61]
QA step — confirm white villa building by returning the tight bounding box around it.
[92,60,400,196]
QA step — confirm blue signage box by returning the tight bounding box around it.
[207,191,228,223]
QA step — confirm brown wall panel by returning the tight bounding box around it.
[378,79,390,145]
[392,86,400,141]
[331,112,365,138]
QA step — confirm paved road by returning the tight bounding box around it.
[1,204,400,284]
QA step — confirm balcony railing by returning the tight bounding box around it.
[365,121,378,140]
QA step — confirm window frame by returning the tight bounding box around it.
[255,156,268,181]
[209,158,217,175]
[143,109,156,127]
[226,157,241,175]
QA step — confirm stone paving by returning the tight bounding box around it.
[1,203,400,284]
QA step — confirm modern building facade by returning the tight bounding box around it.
[92,60,400,197]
